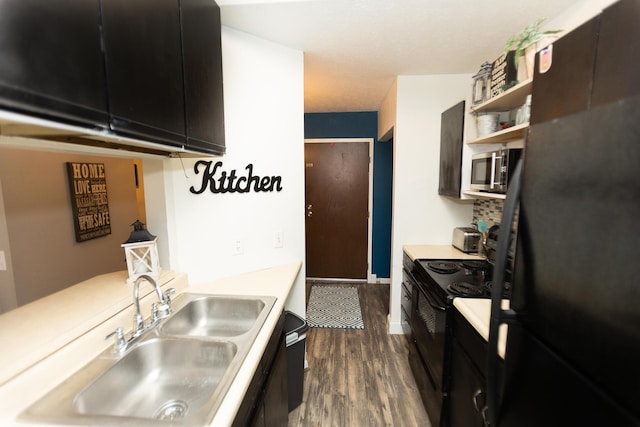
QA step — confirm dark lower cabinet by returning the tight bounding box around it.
[0,0,107,128]
[449,308,502,427]
[233,312,288,427]
[449,339,487,427]
[100,0,186,147]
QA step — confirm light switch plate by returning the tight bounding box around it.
[0,251,6,271]
[232,240,243,255]
[274,231,284,248]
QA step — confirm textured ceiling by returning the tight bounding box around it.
[219,0,582,113]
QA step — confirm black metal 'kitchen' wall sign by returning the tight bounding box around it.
[189,161,283,194]
[66,162,111,242]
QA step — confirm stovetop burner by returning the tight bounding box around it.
[485,280,512,297]
[461,260,488,270]
[448,281,486,297]
[427,261,460,274]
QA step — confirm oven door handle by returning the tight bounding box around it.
[421,287,447,312]
[404,266,446,311]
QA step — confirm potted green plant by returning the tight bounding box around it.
[505,18,561,81]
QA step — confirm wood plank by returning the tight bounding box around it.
[289,283,432,426]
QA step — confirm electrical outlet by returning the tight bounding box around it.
[0,251,5,271]
[274,231,284,248]
[232,239,243,255]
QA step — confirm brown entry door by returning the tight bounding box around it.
[305,141,369,280]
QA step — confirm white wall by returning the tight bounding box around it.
[387,74,475,334]
[146,27,306,315]
[546,0,617,34]
[378,78,397,140]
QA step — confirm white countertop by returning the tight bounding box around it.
[403,244,485,261]
[0,261,302,426]
[453,298,509,359]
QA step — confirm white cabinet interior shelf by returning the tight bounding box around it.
[462,190,507,200]
[463,79,533,201]
[467,122,529,145]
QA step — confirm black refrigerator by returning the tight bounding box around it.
[486,0,640,425]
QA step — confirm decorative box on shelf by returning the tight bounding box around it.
[489,52,518,99]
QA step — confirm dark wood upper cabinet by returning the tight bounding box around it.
[531,0,640,125]
[181,0,226,155]
[438,100,465,198]
[100,0,186,147]
[529,16,599,126]
[592,0,640,107]
[0,0,108,128]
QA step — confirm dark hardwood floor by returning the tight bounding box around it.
[288,283,431,426]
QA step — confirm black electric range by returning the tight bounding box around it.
[412,258,510,305]
[407,257,510,427]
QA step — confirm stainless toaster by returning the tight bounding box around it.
[452,227,482,253]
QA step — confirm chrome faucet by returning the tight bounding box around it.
[106,275,175,353]
[131,274,174,339]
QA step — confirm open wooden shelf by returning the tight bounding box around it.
[462,190,507,200]
[470,79,532,113]
[466,122,529,145]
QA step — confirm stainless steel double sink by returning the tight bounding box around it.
[21,293,276,426]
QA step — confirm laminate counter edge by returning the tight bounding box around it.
[453,298,509,359]
[403,245,485,261]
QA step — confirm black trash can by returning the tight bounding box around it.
[284,310,309,412]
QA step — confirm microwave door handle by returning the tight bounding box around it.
[490,152,497,189]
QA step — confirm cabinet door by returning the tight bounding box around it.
[0,0,107,128]
[262,338,288,426]
[100,0,186,147]
[529,16,599,125]
[592,0,640,107]
[449,339,487,427]
[181,0,226,155]
[438,100,465,198]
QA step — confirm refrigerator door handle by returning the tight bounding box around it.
[486,157,524,427]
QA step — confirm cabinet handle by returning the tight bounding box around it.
[472,388,485,411]
[474,389,490,426]
[481,405,490,427]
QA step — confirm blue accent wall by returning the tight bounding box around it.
[371,139,392,278]
[304,112,392,278]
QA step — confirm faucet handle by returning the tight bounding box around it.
[151,302,160,324]
[155,288,176,319]
[163,288,176,305]
[132,313,145,339]
[106,327,127,353]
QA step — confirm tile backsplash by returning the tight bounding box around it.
[472,198,504,227]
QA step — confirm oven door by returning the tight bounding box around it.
[406,268,448,427]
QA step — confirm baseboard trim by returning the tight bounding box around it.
[307,277,367,283]
[388,316,405,335]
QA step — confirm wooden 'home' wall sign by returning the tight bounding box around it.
[66,162,111,242]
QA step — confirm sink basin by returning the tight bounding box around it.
[21,293,277,425]
[74,338,237,422]
[161,295,268,337]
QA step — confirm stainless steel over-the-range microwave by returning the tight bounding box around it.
[470,148,522,193]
